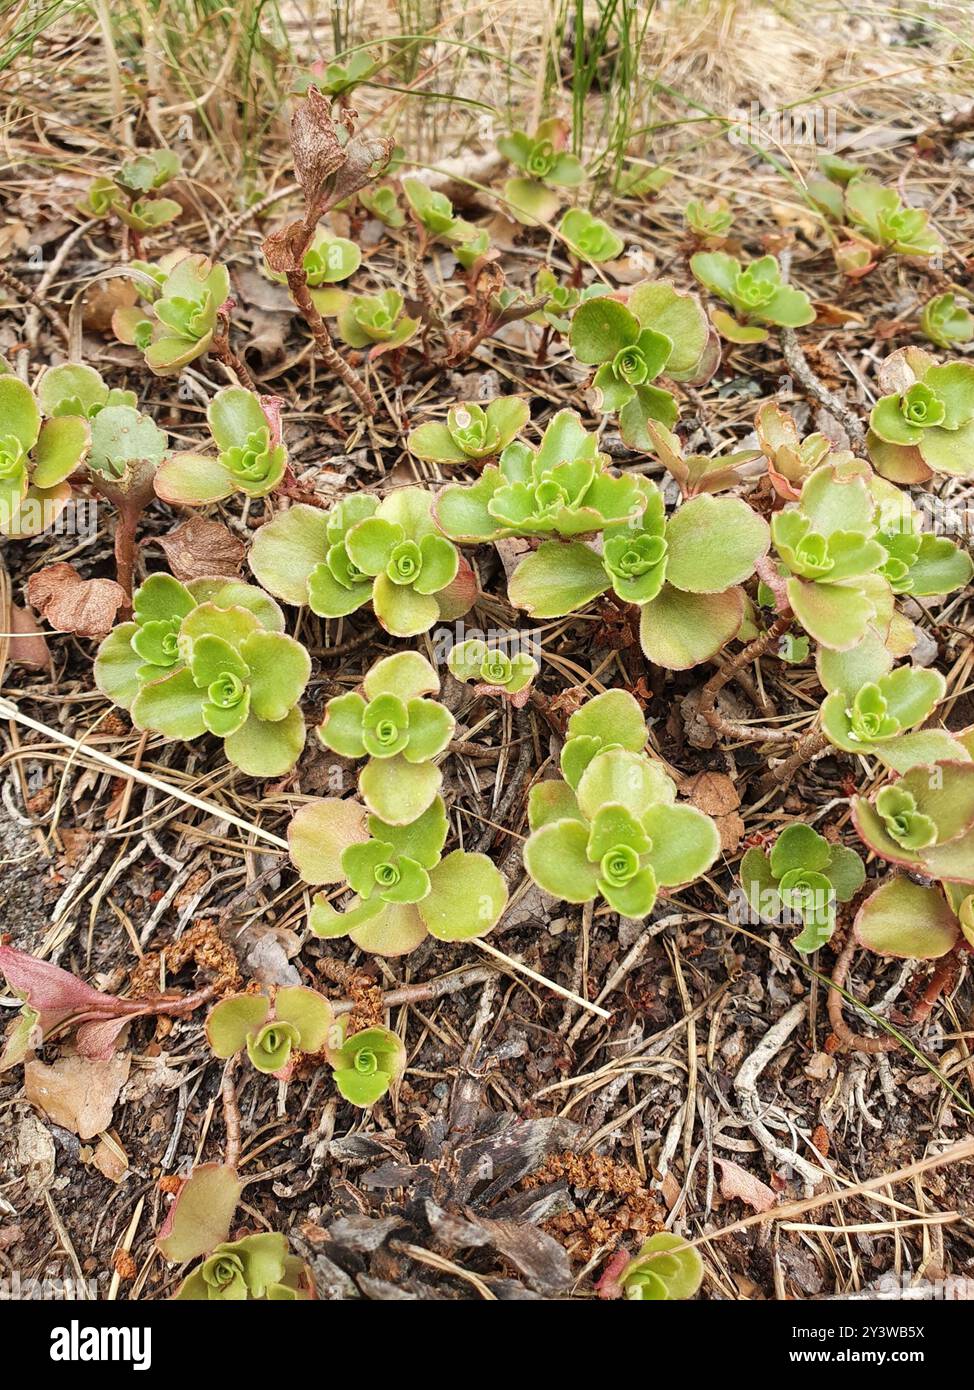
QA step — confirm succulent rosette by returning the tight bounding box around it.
[569,280,718,444]
[739,823,865,953]
[447,637,539,706]
[0,375,90,537]
[94,573,308,777]
[844,177,942,258]
[249,489,475,638]
[508,482,769,670]
[920,293,973,352]
[690,251,815,343]
[522,691,720,919]
[325,1020,406,1106]
[265,226,360,314]
[435,409,646,543]
[155,387,287,503]
[620,1234,704,1302]
[135,254,231,375]
[868,350,974,481]
[498,117,585,226]
[206,986,333,1077]
[557,208,624,263]
[335,288,420,357]
[407,397,529,464]
[289,791,508,957]
[852,754,974,888]
[175,1232,311,1302]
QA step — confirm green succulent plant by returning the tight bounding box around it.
[402,177,477,246]
[853,755,974,892]
[0,375,90,537]
[207,985,333,1077]
[919,293,973,351]
[684,197,733,242]
[289,790,508,957]
[447,637,539,705]
[249,489,473,638]
[769,460,892,652]
[79,148,182,234]
[175,1232,311,1301]
[94,573,308,777]
[111,249,188,350]
[358,184,405,228]
[497,117,585,225]
[739,823,865,953]
[266,227,361,315]
[155,387,288,504]
[509,482,769,670]
[297,47,379,98]
[435,409,646,544]
[620,1233,704,1301]
[690,251,815,343]
[854,876,962,962]
[37,362,137,420]
[869,355,974,480]
[326,1020,406,1106]
[407,398,529,464]
[820,664,948,767]
[557,208,624,264]
[318,652,455,824]
[527,267,611,334]
[335,288,420,356]
[125,254,231,375]
[569,280,718,444]
[522,691,720,919]
[844,177,942,258]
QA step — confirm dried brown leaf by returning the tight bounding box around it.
[156,516,245,581]
[24,1053,131,1140]
[27,562,125,639]
[715,1156,777,1213]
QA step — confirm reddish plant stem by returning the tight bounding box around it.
[221,1055,242,1170]
[210,318,258,393]
[697,614,794,744]
[286,268,376,415]
[113,502,140,610]
[895,948,963,1028]
[827,933,899,1054]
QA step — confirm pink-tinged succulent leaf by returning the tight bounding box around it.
[288,797,369,885]
[157,1163,244,1263]
[0,945,118,1022]
[854,877,959,959]
[639,584,745,670]
[527,780,584,832]
[3,481,73,538]
[786,577,874,651]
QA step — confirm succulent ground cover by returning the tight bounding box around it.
[1,0,973,1315]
